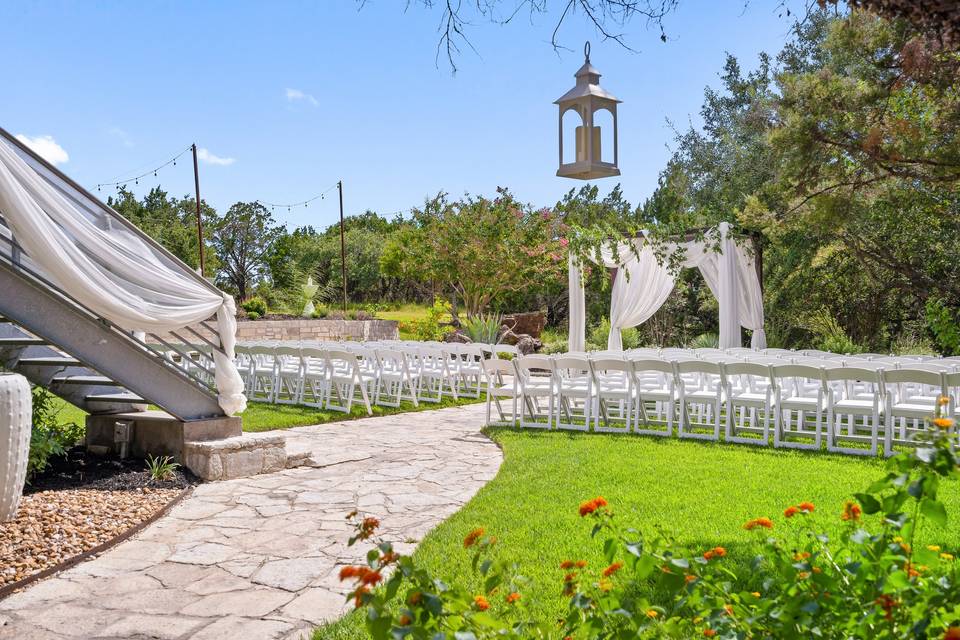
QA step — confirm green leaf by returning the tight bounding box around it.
[921,498,948,527]
[854,493,881,514]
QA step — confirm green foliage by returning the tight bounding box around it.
[27,388,83,482]
[245,311,261,321]
[803,307,863,354]
[338,407,960,639]
[461,313,503,344]
[145,454,179,482]
[687,332,719,349]
[312,306,329,319]
[406,297,453,341]
[587,319,640,351]
[212,201,284,300]
[381,189,566,316]
[241,296,268,316]
[926,298,960,356]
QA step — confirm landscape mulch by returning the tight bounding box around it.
[0,449,194,589]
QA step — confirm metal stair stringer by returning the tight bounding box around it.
[0,259,224,421]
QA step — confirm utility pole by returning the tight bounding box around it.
[191,144,205,276]
[338,180,347,312]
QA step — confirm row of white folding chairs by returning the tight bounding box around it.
[483,354,959,458]
[233,341,521,413]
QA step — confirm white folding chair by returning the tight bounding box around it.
[374,349,420,407]
[771,364,826,450]
[590,357,635,433]
[553,355,593,431]
[326,349,374,415]
[883,368,945,457]
[414,346,459,403]
[515,355,555,429]
[723,361,774,446]
[247,344,278,402]
[483,358,518,427]
[455,344,485,399]
[675,359,725,441]
[273,345,303,404]
[630,358,677,437]
[824,365,884,456]
[300,346,331,407]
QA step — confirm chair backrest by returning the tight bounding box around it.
[882,367,944,389]
[492,344,520,358]
[631,358,676,376]
[674,359,724,376]
[724,361,773,379]
[822,365,882,384]
[553,356,591,374]
[515,354,553,374]
[482,357,514,377]
[770,364,825,389]
[591,357,632,374]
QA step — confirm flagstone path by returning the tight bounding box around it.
[0,403,500,640]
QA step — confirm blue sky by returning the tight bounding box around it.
[1,1,804,231]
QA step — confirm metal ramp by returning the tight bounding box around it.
[0,127,230,423]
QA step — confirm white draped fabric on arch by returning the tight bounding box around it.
[568,222,765,352]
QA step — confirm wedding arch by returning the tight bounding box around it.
[568,222,765,352]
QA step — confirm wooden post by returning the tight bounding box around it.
[338,180,347,312]
[191,144,205,276]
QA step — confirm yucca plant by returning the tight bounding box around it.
[146,454,180,483]
[461,313,503,344]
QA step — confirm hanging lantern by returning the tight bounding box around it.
[555,42,621,180]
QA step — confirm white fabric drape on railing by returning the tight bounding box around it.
[0,140,247,415]
[568,222,765,351]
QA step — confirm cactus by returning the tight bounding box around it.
[0,374,31,522]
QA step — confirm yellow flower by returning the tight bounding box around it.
[941,553,954,561]
[646,609,659,618]
[938,395,950,406]
[928,545,942,552]
[751,592,761,598]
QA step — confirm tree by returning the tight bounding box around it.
[212,202,283,300]
[380,189,566,317]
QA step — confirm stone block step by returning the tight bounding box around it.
[183,433,288,481]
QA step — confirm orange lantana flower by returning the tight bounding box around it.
[464,527,485,548]
[798,502,815,513]
[784,505,800,518]
[603,562,624,577]
[473,595,490,611]
[506,592,521,604]
[744,517,774,530]
[933,417,955,429]
[579,496,609,517]
[841,501,862,522]
[646,609,659,618]
[703,630,717,638]
[944,627,960,640]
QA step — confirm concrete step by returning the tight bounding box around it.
[18,356,82,367]
[52,375,121,386]
[85,392,146,404]
[183,433,288,481]
[0,337,46,347]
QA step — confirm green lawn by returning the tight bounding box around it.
[314,427,960,639]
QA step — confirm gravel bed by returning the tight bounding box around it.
[0,449,194,588]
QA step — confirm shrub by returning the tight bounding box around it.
[804,307,862,354]
[461,313,503,344]
[312,306,329,319]
[27,387,82,482]
[926,298,960,356]
[245,311,261,321]
[588,318,639,351]
[241,296,268,317]
[410,297,453,341]
[687,332,719,349]
[340,404,960,639]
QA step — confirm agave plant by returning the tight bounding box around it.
[461,313,503,344]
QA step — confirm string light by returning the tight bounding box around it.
[96,145,192,192]
[256,182,339,211]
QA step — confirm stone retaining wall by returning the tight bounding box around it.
[235,319,399,342]
[156,319,399,344]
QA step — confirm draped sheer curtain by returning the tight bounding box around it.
[568,222,766,351]
[0,137,247,415]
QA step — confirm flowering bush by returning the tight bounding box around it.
[339,402,960,639]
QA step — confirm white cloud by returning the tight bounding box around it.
[196,147,235,166]
[15,134,69,166]
[107,126,134,148]
[285,87,318,106]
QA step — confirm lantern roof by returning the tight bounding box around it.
[554,45,621,105]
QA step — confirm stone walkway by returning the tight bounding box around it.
[0,403,500,640]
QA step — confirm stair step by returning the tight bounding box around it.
[0,337,46,346]
[52,375,121,386]
[18,356,82,367]
[85,393,146,404]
